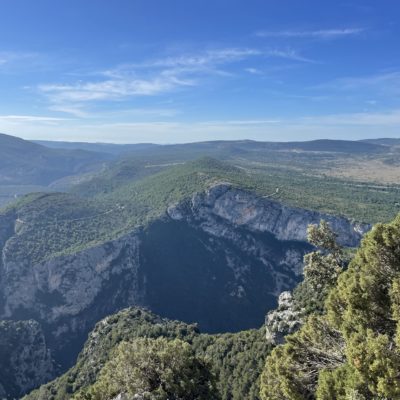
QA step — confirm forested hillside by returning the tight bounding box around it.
[3,155,395,268]
[0,133,110,186]
[0,133,110,207]
[23,308,271,400]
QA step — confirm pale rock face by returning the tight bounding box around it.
[112,394,145,400]
[2,231,142,322]
[112,394,126,400]
[280,249,304,276]
[166,203,184,220]
[0,225,144,367]
[181,183,369,246]
[265,291,302,345]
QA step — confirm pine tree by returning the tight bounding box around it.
[303,220,344,293]
[74,337,219,400]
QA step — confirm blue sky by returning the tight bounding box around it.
[0,0,399,143]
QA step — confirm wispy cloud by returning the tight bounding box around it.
[0,114,69,122]
[0,51,39,68]
[245,67,262,75]
[299,108,400,126]
[147,47,313,67]
[265,48,316,63]
[0,52,21,66]
[39,74,195,102]
[119,108,181,117]
[38,70,196,117]
[315,71,400,92]
[36,46,317,117]
[48,105,90,118]
[256,28,365,39]
[37,47,291,115]
[137,48,262,69]
[311,71,400,107]
[213,119,281,125]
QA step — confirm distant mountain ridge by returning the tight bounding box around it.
[269,138,386,153]
[33,140,160,155]
[35,137,390,154]
[360,137,400,146]
[0,133,110,186]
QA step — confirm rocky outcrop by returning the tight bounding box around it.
[0,319,54,399]
[265,291,303,345]
[112,394,146,400]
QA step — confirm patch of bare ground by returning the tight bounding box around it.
[326,159,400,184]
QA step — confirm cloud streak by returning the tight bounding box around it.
[0,114,69,122]
[0,51,39,69]
[256,28,365,39]
[265,48,316,63]
[314,71,400,93]
[39,74,195,102]
[299,108,400,126]
[135,48,263,69]
[38,46,318,117]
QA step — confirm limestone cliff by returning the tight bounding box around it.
[0,225,143,366]
[168,183,369,246]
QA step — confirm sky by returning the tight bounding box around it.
[0,0,399,143]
